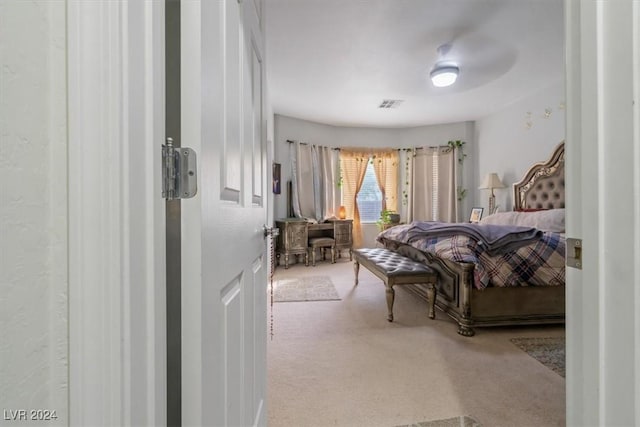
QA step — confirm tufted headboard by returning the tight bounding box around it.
[512,142,565,210]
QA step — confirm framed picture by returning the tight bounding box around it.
[469,207,484,223]
[272,162,281,194]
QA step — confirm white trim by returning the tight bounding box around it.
[634,3,640,421]
[565,0,640,425]
[145,2,168,424]
[68,1,166,425]
[68,2,124,424]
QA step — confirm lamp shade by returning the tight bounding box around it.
[338,206,346,219]
[478,173,505,190]
[430,65,459,87]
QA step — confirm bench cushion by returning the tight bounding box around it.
[354,248,434,277]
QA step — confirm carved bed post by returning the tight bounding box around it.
[457,266,475,337]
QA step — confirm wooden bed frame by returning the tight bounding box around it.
[389,142,566,336]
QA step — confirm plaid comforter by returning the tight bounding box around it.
[377,222,565,289]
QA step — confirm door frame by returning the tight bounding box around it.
[67,2,166,425]
[66,0,640,425]
[565,0,640,424]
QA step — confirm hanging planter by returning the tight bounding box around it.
[447,140,467,202]
[446,140,467,164]
[401,148,415,206]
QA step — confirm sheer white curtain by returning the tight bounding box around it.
[371,150,399,214]
[318,146,340,219]
[290,142,314,218]
[289,142,339,221]
[410,146,458,222]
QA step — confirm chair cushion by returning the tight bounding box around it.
[309,237,335,247]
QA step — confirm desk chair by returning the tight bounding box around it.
[308,237,336,266]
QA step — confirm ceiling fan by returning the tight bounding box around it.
[430,43,459,87]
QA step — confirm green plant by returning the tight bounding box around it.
[401,148,416,206]
[446,140,467,164]
[457,187,467,202]
[376,209,399,230]
[447,140,468,203]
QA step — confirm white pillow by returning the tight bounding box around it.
[479,209,565,233]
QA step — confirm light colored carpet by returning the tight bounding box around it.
[510,337,565,378]
[273,276,340,302]
[268,259,565,427]
[396,415,481,427]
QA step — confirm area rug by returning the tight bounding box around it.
[396,415,481,427]
[272,276,340,302]
[510,337,565,378]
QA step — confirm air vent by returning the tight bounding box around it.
[378,99,404,109]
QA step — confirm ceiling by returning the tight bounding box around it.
[265,0,564,128]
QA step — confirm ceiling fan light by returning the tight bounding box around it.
[430,66,459,87]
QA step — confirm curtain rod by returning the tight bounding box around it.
[287,139,340,150]
[287,139,445,151]
[398,145,448,151]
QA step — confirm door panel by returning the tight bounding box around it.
[251,43,264,204]
[221,276,243,426]
[181,0,267,425]
[222,0,243,202]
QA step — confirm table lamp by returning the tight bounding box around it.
[338,206,346,219]
[479,173,505,215]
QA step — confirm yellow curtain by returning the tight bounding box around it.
[371,150,399,214]
[339,150,369,247]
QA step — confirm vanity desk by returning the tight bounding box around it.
[275,218,353,269]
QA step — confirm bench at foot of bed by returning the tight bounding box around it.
[353,248,438,322]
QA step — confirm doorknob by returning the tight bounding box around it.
[263,225,280,238]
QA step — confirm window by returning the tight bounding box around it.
[340,149,398,228]
[356,161,382,222]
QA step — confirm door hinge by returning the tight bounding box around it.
[566,237,582,270]
[162,137,197,200]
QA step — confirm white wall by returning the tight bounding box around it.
[273,114,474,247]
[474,79,566,212]
[0,1,68,423]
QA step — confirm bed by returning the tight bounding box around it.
[377,142,566,336]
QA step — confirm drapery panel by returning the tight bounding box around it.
[339,150,369,247]
[371,150,399,214]
[411,146,458,222]
[399,149,415,222]
[289,141,339,221]
[318,146,340,219]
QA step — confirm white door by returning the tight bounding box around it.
[565,0,640,425]
[180,0,268,425]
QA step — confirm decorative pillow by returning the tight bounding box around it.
[479,208,565,233]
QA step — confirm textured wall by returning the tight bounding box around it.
[474,79,566,212]
[0,1,68,423]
